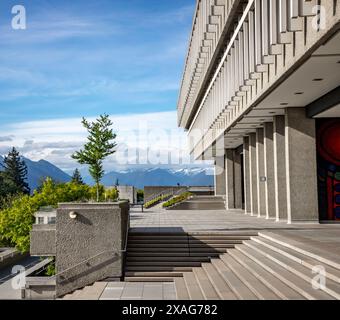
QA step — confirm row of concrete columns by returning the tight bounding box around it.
[215,108,319,224]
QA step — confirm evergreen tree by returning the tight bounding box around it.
[2,148,30,195]
[72,114,117,201]
[115,178,119,186]
[71,168,84,185]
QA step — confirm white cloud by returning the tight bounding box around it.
[0,111,208,172]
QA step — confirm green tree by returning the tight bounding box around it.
[0,172,17,200]
[2,147,30,195]
[72,114,117,201]
[71,168,84,185]
[0,178,92,252]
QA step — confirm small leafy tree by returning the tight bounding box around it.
[72,114,117,201]
[71,168,84,185]
[2,147,30,195]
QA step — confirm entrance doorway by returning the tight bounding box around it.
[316,118,340,221]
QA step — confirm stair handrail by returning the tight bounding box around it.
[144,188,176,203]
[56,214,130,280]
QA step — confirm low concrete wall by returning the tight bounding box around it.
[144,186,187,201]
[30,225,56,257]
[0,248,27,270]
[23,277,56,300]
[55,201,129,297]
[167,196,226,210]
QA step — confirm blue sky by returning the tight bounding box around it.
[0,0,205,172]
[0,0,194,123]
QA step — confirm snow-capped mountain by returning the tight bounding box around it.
[85,167,214,189]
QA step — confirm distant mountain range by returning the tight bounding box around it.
[0,155,71,191]
[0,155,214,191]
[87,167,214,189]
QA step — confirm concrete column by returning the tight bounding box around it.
[273,115,287,221]
[243,137,251,214]
[264,122,276,219]
[214,156,226,197]
[249,133,258,216]
[256,128,266,217]
[285,108,318,223]
[225,149,235,209]
[234,147,243,209]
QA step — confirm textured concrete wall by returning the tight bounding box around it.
[249,133,258,216]
[274,116,288,221]
[234,147,243,209]
[55,202,129,297]
[256,129,266,217]
[264,122,276,219]
[285,108,319,223]
[225,149,235,209]
[30,225,56,257]
[243,137,251,214]
[117,186,136,203]
[215,156,226,197]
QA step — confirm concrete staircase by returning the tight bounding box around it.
[125,232,340,300]
[124,232,254,282]
[167,196,226,210]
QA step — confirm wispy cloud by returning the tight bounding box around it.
[0,111,203,172]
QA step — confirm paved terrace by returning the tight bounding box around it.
[130,202,340,267]
[61,204,340,300]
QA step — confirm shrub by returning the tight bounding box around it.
[105,188,119,202]
[162,192,193,208]
[144,194,171,209]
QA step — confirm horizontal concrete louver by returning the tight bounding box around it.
[178,0,336,159]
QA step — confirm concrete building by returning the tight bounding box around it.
[177,0,340,224]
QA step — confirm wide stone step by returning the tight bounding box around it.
[126,266,194,272]
[252,236,340,284]
[211,259,258,300]
[127,243,235,248]
[128,239,244,244]
[125,277,174,282]
[127,247,228,252]
[126,261,202,267]
[243,240,340,300]
[126,256,211,262]
[228,249,305,300]
[174,278,190,300]
[62,282,107,300]
[125,271,183,278]
[219,254,280,300]
[128,235,251,241]
[127,252,221,257]
[258,232,340,270]
[192,268,220,300]
[201,263,237,300]
[235,245,334,300]
[183,273,205,300]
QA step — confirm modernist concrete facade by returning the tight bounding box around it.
[178,0,340,224]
